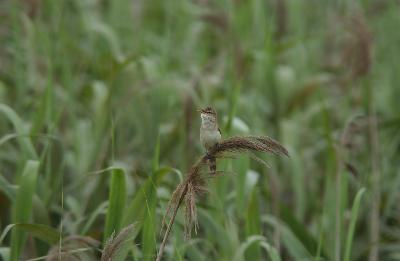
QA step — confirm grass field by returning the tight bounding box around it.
[0,0,400,260]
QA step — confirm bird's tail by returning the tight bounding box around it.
[208,155,217,175]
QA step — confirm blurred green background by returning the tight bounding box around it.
[0,0,399,260]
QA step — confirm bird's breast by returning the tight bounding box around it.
[200,128,221,150]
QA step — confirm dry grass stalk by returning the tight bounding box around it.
[101,224,135,261]
[156,135,288,261]
[342,12,373,80]
[274,0,287,40]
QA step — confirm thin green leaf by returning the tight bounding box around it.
[0,104,37,159]
[232,235,281,261]
[10,160,40,260]
[122,167,170,229]
[0,174,17,201]
[152,134,160,172]
[104,168,126,243]
[142,135,160,260]
[0,223,60,245]
[198,209,232,256]
[142,195,157,261]
[280,205,325,258]
[262,215,312,260]
[178,238,217,260]
[233,157,250,216]
[82,201,108,235]
[245,188,261,260]
[343,188,366,261]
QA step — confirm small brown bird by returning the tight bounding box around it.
[198,106,222,174]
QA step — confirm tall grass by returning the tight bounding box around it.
[10,160,39,260]
[0,0,399,260]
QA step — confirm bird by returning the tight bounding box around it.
[198,106,222,175]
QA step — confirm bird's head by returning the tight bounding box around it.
[198,106,217,127]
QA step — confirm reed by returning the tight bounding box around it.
[156,136,289,261]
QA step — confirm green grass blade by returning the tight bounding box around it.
[142,195,156,261]
[122,167,170,228]
[0,104,37,159]
[232,235,281,261]
[259,241,281,261]
[233,158,250,217]
[30,80,55,139]
[245,188,261,260]
[178,238,216,261]
[262,215,312,260]
[82,201,108,235]
[280,205,324,258]
[32,195,51,226]
[0,174,17,200]
[10,160,39,261]
[104,168,126,243]
[225,82,242,134]
[142,135,160,260]
[152,133,160,172]
[343,188,366,261]
[0,223,60,245]
[198,209,232,256]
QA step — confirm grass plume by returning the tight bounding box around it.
[156,136,288,261]
[342,12,373,80]
[101,224,136,261]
